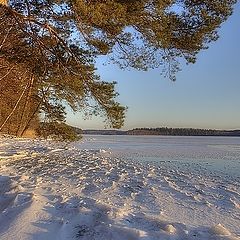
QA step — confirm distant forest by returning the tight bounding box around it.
[82,128,240,136]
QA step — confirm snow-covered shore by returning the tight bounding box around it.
[0,136,239,240]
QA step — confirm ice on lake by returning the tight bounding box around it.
[0,135,239,239]
[76,135,240,179]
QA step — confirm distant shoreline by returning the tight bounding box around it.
[82,128,240,137]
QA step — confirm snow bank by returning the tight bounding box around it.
[0,137,239,240]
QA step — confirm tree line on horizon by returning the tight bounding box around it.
[127,128,240,136]
[83,127,240,136]
[0,0,237,140]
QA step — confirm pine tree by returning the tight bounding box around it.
[0,0,237,139]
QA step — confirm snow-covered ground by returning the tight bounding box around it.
[0,135,239,240]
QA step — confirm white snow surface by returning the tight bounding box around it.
[0,136,239,240]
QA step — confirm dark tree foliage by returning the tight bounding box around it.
[0,0,236,139]
[37,122,82,141]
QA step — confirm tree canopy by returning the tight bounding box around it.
[0,0,237,139]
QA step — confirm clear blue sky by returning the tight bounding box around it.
[67,3,240,130]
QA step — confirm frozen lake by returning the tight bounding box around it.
[76,135,240,180]
[0,136,239,239]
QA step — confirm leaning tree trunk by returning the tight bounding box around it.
[16,75,35,137]
[20,101,41,137]
[0,82,29,132]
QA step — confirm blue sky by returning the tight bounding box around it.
[67,3,240,130]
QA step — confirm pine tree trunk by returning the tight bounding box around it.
[19,101,41,137]
[16,75,35,136]
[0,83,28,132]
